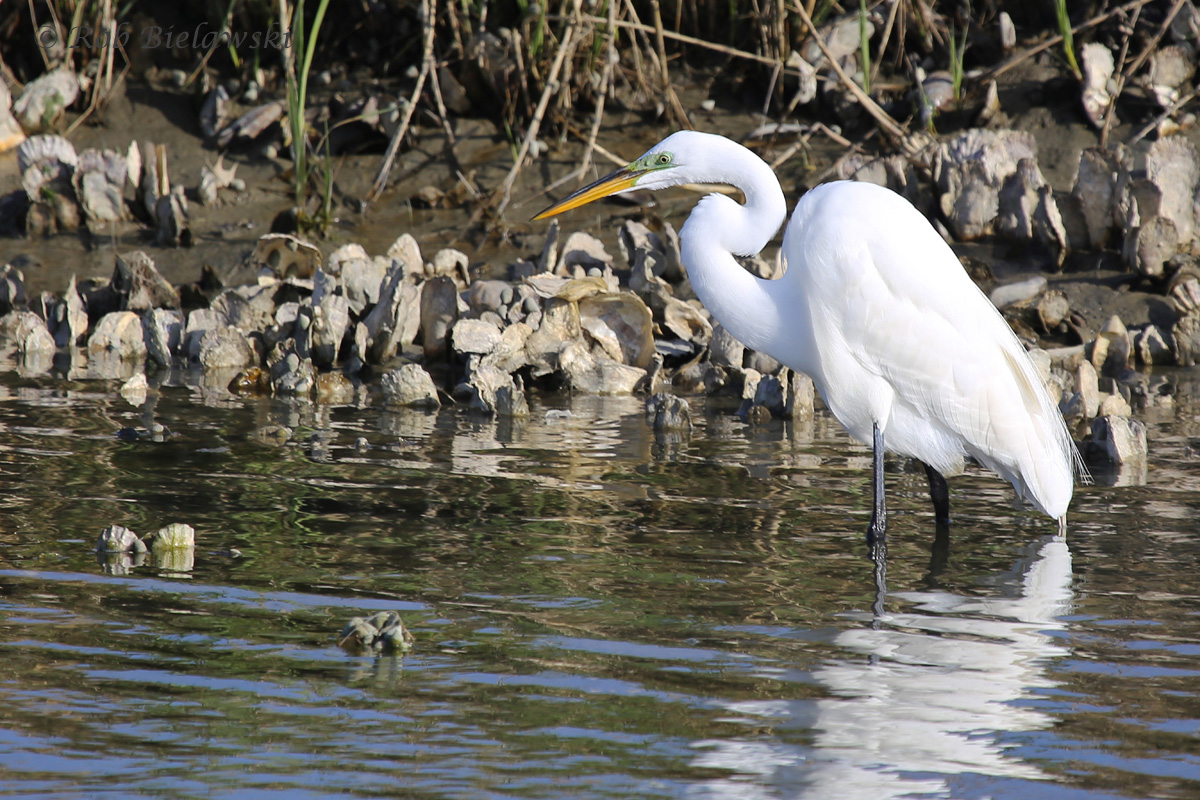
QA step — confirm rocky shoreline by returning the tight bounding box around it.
[3,122,1180,488]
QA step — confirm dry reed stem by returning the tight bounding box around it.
[367,0,436,204]
[186,0,239,87]
[27,0,55,72]
[64,0,129,135]
[871,0,901,87]
[1101,0,1185,145]
[621,0,666,106]
[1121,0,1186,80]
[426,59,458,151]
[788,1,911,152]
[578,0,619,179]
[979,0,1156,83]
[494,0,582,217]
[1099,5,1142,147]
[1128,88,1198,146]
[568,124,626,166]
[649,0,690,129]
[572,14,789,68]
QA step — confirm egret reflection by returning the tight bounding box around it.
[692,536,1074,798]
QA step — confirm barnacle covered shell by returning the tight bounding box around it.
[17,134,77,199]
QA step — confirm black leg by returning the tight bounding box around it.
[867,423,887,616]
[867,423,887,548]
[923,462,951,526]
[925,518,951,585]
[871,542,888,619]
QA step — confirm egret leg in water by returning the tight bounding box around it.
[534,131,1085,573]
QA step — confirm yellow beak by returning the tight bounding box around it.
[532,167,640,221]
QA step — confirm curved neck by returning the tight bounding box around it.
[680,174,791,357]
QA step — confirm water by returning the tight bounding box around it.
[1,362,1199,799]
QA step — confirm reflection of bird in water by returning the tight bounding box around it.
[536,132,1084,560]
[690,536,1074,798]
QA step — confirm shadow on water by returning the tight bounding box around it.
[0,364,1199,798]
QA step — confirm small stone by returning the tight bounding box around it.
[1036,290,1070,331]
[462,364,528,416]
[990,276,1047,309]
[452,318,503,356]
[709,324,744,368]
[646,392,693,431]
[467,280,511,314]
[787,370,816,421]
[89,311,147,360]
[1173,310,1200,366]
[559,340,646,395]
[362,264,422,363]
[1077,361,1100,419]
[1088,415,1147,465]
[120,373,149,405]
[428,248,471,289]
[0,310,55,356]
[560,231,612,274]
[198,326,257,369]
[142,308,183,368]
[229,367,269,394]
[316,372,355,404]
[270,352,316,396]
[381,363,440,407]
[1080,42,1116,128]
[386,233,422,271]
[1135,325,1172,365]
[1097,315,1131,375]
[420,277,459,360]
[1098,392,1132,417]
[749,373,788,418]
[13,67,79,132]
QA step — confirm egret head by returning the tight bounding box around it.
[532,133,697,220]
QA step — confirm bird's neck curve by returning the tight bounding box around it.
[678,143,791,357]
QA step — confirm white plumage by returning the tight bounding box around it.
[536,131,1082,534]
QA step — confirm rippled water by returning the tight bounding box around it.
[1,361,1199,799]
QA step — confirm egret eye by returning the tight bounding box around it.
[657,153,672,165]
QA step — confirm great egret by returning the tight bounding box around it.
[534,131,1083,551]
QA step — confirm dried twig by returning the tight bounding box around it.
[870,0,901,88]
[1127,89,1198,146]
[427,58,460,154]
[1121,0,1186,80]
[495,1,582,217]
[568,124,626,166]
[570,14,788,67]
[1101,0,1184,146]
[367,0,436,205]
[578,0,619,179]
[649,0,691,129]
[185,0,238,87]
[978,0,1156,83]
[1100,5,1142,146]
[788,1,911,151]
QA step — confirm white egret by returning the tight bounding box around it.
[534,131,1083,552]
